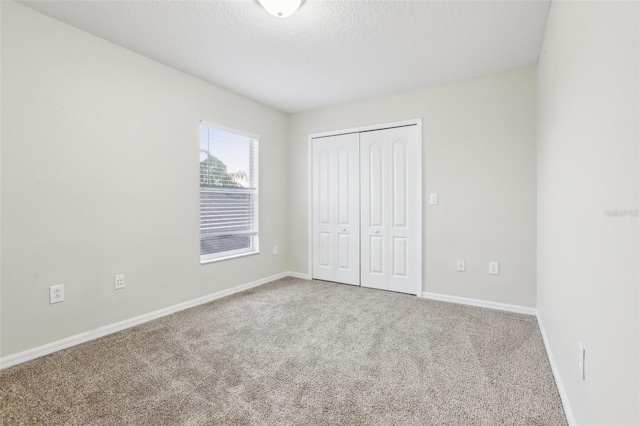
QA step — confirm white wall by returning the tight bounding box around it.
[0,2,289,357]
[0,1,3,359]
[537,1,639,424]
[288,67,537,308]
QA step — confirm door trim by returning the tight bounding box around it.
[307,118,423,296]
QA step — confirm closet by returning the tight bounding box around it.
[311,124,421,295]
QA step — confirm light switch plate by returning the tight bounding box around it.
[489,261,499,275]
[457,259,465,272]
[429,193,438,205]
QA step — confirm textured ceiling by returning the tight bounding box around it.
[19,0,551,113]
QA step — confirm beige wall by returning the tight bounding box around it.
[537,1,639,424]
[288,67,537,307]
[0,2,289,357]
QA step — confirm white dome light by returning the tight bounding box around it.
[258,0,303,18]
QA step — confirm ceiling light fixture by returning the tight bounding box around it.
[258,0,303,18]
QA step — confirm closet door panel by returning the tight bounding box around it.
[334,133,360,285]
[369,143,384,227]
[392,140,408,228]
[312,138,335,282]
[312,134,359,285]
[337,234,350,268]
[370,235,385,274]
[360,134,388,290]
[318,232,332,267]
[387,126,420,295]
[392,236,408,278]
[337,146,350,224]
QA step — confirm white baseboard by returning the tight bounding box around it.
[421,291,537,316]
[421,292,573,423]
[536,312,576,426]
[287,271,311,280]
[0,271,291,370]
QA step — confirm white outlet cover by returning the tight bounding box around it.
[273,245,278,255]
[489,261,500,275]
[114,274,125,290]
[50,284,65,304]
[429,193,438,205]
[457,259,465,272]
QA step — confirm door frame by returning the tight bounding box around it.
[307,118,423,297]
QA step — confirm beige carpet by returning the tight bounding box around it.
[1,277,566,425]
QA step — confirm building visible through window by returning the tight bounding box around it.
[199,123,258,262]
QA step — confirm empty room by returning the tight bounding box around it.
[0,0,638,425]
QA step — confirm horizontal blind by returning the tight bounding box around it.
[199,124,259,256]
[200,190,257,238]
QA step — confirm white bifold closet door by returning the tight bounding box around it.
[360,126,420,295]
[312,133,360,285]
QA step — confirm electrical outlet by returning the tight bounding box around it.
[578,342,585,380]
[429,193,438,205]
[456,259,465,272]
[489,261,500,275]
[50,285,64,304]
[114,274,125,290]
[273,245,279,256]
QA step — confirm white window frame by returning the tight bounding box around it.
[199,121,259,264]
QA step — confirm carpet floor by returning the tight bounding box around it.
[1,277,567,425]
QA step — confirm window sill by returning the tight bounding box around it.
[200,250,259,265]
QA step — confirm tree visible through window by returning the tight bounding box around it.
[199,123,259,262]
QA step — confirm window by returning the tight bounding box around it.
[199,122,259,263]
